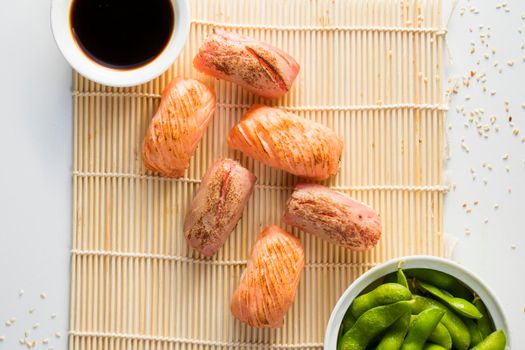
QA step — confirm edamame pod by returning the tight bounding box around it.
[470,329,506,350]
[406,269,472,300]
[397,268,409,289]
[428,322,452,349]
[400,307,445,350]
[340,301,412,350]
[409,295,471,350]
[463,317,483,346]
[341,309,356,334]
[350,283,412,318]
[416,280,482,319]
[473,297,494,338]
[422,344,447,350]
[410,315,452,350]
[376,312,411,350]
[408,316,451,349]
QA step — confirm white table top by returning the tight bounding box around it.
[0,0,523,348]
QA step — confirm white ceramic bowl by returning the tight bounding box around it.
[50,0,190,87]
[324,255,510,349]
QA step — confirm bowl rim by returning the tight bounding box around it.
[324,255,510,350]
[50,0,190,87]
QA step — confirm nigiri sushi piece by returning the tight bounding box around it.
[184,158,256,257]
[227,105,343,180]
[231,225,304,328]
[193,29,300,99]
[142,77,216,178]
[283,184,381,251]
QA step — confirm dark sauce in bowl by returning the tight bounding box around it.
[70,0,174,70]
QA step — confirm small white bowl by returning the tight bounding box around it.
[324,255,510,349]
[50,0,190,87]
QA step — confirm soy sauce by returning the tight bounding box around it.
[70,0,174,70]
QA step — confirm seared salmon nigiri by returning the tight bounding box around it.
[193,29,300,99]
[228,105,343,180]
[283,184,382,251]
[231,225,304,328]
[142,77,216,178]
[184,158,256,257]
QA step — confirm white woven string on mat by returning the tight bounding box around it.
[72,171,450,192]
[70,249,378,269]
[190,19,447,35]
[69,331,323,349]
[72,91,449,112]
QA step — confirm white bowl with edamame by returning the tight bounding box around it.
[324,255,510,350]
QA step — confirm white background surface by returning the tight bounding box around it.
[0,0,523,348]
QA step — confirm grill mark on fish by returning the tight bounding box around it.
[245,47,288,91]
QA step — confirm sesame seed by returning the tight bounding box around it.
[24,330,30,337]
[502,154,509,160]
[494,204,500,209]
[484,218,489,224]
[42,338,50,344]
[506,166,510,172]
[474,201,479,205]
[54,332,61,339]
[513,128,520,136]
[19,339,26,345]
[467,208,472,214]
[511,245,517,250]
[40,293,47,300]
[491,90,497,96]
[508,187,512,193]
[50,314,57,319]
[19,290,24,297]
[0,336,5,341]
[28,308,35,314]
[32,323,39,329]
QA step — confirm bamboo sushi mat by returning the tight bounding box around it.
[70,0,446,349]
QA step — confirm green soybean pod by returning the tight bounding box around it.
[376,312,411,350]
[397,268,410,289]
[470,329,506,350]
[407,316,451,349]
[473,298,494,338]
[383,272,398,284]
[427,322,452,349]
[406,269,472,300]
[422,344,447,350]
[416,280,482,319]
[409,295,471,350]
[340,301,412,350]
[463,317,483,346]
[400,307,445,350]
[341,309,356,334]
[350,283,412,318]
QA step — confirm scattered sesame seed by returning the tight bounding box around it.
[24,330,30,337]
[50,314,57,319]
[494,204,500,209]
[40,293,47,300]
[467,208,472,214]
[448,124,452,130]
[54,332,61,339]
[32,323,39,330]
[484,218,489,224]
[483,178,488,185]
[42,338,49,344]
[490,90,497,96]
[28,308,35,314]
[4,321,10,327]
[506,166,510,172]
[502,154,509,160]
[19,338,26,345]
[513,128,520,136]
[474,201,479,205]
[19,290,24,297]
[508,187,512,193]
[511,245,517,250]
[0,336,4,341]
[521,137,525,143]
